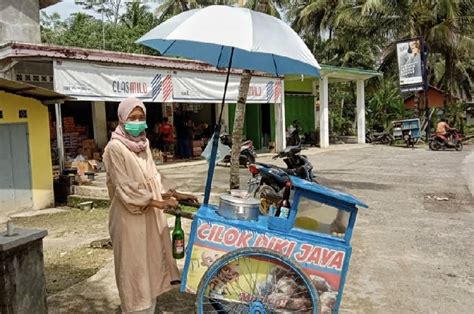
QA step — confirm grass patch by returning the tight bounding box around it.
[45,246,112,295]
[12,208,109,236]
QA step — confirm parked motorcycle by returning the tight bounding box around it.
[286,121,304,146]
[248,145,316,207]
[220,133,257,166]
[365,130,394,145]
[429,129,463,151]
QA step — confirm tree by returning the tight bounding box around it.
[77,0,124,24]
[40,2,159,54]
[357,0,474,102]
[229,0,287,189]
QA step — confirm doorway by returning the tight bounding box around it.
[0,123,33,212]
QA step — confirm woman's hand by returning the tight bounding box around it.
[166,197,179,209]
[148,198,179,210]
[173,191,199,204]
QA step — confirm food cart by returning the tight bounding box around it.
[392,118,421,147]
[178,176,368,313]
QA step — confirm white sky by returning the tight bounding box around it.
[41,0,161,20]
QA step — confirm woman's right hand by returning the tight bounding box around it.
[166,198,179,209]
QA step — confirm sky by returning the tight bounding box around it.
[41,0,161,20]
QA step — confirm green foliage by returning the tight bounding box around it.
[40,1,159,54]
[367,81,407,132]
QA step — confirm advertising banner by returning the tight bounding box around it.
[54,60,282,103]
[53,60,172,102]
[396,39,424,92]
[172,72,282,104]
[184,218,346,311]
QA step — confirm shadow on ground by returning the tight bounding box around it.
[318,177,392,191]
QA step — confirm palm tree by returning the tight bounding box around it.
[155,0,236,24]
[358,0,474,102]
[121,0,154,29]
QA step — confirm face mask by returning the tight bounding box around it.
[124,121,147,137]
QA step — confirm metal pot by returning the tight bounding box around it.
[218,192,260,221]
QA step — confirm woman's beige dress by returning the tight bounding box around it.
[103,139,180,312]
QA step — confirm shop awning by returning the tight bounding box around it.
[0,78,72,104]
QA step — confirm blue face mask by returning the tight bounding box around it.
[124,121,147,137]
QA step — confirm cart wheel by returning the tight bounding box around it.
[196,247,318,314]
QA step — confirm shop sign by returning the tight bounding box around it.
[54,60,172,102]
[172,71,282,103]
[54,60,281,103]
[183,218,345,310]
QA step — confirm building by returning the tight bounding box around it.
[404,85,455,110]
[0,77,69,215]
[0,0,59,44]
[0,42,285,168]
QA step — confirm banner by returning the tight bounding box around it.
[172,71,282,104]
[184,218,346,312]
[396,39,424,92]
[53,60,172,102]
[54,60,282,103]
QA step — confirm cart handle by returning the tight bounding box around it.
[164,206,195,220]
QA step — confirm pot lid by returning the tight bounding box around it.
[219,193,260,206]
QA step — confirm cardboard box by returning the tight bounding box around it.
[70,161,96,176]
[193,147,203,157]
[82,139,97,149]
[83,148,94,160]
[193,140,204,148]
[93,152,102,161]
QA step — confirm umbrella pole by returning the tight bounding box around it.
[203,47,235,205]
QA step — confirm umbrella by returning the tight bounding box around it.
[136,5,320,204]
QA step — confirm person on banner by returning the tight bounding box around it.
[159,117,175,155]
[400,40,422,79]
[103,97,197,314]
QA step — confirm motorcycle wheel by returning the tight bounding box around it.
[381,136,390,145]
[455,141,463,151]
[429,141,441,151]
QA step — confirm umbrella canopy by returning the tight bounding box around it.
[137,5,320,77]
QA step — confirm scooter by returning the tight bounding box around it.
[248,145,316,205]
[220,133,257,166]
[366,130,394,145]
[286,121,304,146]
[429,129,463,151]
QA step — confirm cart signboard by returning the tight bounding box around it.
[183,215,348,311]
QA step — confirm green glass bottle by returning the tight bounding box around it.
[172,212,185,259]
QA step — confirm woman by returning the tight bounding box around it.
[103,97,197,313]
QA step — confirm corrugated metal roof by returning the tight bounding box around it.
[0,42,274,78]
[0,77,72,104]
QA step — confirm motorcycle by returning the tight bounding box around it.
[248,145,316,209]
[366,130,394,145]
[429,129,463,151]
[286,121,304,146]
[220,133,257,166]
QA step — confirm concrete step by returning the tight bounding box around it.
[73,185,109,199]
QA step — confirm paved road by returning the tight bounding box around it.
[43,144,474,313]
[161,144,474,313]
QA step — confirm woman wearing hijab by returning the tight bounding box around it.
[103,97,197,313]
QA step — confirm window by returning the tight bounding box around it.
[294,198,349,239]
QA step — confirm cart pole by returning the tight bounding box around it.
[203,47,235,205]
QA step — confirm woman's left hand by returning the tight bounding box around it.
[173,191,199,204]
